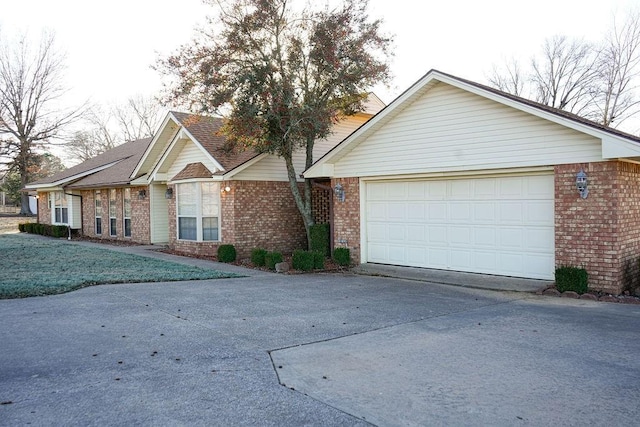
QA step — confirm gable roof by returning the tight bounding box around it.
[304,69,640,178]
[26,138,152,190]
[171,162,214,181]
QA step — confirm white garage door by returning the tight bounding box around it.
[365,175,555,280]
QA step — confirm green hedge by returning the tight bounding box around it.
[265,251,283,270]
[310,224,330,257]
[217,244,237,263]
[292,250,314,271]
[333,247,350,267]
[251,248,268,267]
[20,223,68,238]
[555,266,588,294]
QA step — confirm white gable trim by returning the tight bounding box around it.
[304,70,640,178]
[130,112,179,179]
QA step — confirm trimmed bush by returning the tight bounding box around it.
[310,224,330,257]
[292,249,314,271]
[313,251,325,269]
[51,225,68,238]
[555,266,588,294]
[18,223,26,232]
[265,251,283,270]
[333,247,350,267]
[251,248,268,267]
[217,244,237,263]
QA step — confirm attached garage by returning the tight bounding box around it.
[305,70,640,294]
[364,174,555,279]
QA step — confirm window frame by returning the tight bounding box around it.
[52,191,69,225]
[123,188,132,238]
[95,190,102,235]
[176,181,220,242]
[109,188,117,237]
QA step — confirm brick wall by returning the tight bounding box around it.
[37,192,51,225]
[555,161,640,294]
[332,178,360,265]
[79,187,151,244]
[312,184,331,224]
[167,180,308,259]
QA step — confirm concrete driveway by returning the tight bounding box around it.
[1,260,639,426]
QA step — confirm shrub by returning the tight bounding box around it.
[51,225,68,238]
[265,251,283,270]
[310,224,330,257]
[217,244,237,263]
[555,266,588,294]
[18,223,26,232]
[333,247,351,267]
[292,249,314,271]
[251,248,268,267]
[313,251,325,269]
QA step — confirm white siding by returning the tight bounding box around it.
[234,115,369,181]
[150,183,169,244]
[70,194,81,229]
[333,83,603,177]
[167,142,217,181]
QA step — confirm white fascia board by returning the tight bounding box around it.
[24,160,124,190]
[130,112,178,179]
[130,174,149,186]
[602,135,640,158]
[169,176,223,184]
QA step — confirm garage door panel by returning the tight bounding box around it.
[365,174,554,280]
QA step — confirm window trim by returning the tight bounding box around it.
[123,188,132,238]
[52,191,69,225]
[175,181,221,242]
[109,188,117,237]
[95,190,102,235]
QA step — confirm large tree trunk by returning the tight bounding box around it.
[19,169,32,216]
[283,153,314,250]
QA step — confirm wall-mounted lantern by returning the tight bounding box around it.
[138,189,147,200]
[576,169,588,199]
[334,183,345,202]
[165,188,173,199]
[221,184,231,193]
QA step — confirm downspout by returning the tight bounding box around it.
[311,180,334,256]
[64,189,83,240]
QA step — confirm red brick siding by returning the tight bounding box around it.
[37,192,51,225]
[555,161,640,294]
[79,187,151,244]
[168,180,308,259]
[332,178,360,264]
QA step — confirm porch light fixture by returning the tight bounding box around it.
[165,188,173,199]
[576,169,588,199]
[221,184,231,193]
[138,189,147,200]
[334,183,345,202]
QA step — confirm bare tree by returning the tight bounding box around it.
[590,10,640,127]
[65,96,162,164]
[530,35,599,115]
[0,31,82,214]
[488,58,526,96]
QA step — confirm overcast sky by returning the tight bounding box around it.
[1,0,638,139]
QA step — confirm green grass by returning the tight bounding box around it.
[0,234,242,299]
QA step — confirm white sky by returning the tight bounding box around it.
[0,0,637,120]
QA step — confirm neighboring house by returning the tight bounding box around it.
[305,69,640,295]
[26,96,384,258]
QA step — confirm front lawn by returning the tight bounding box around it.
[0,234,241,298]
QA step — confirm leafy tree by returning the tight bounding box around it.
[0,31,83,214]
[157,0,392,247]
[1,152,65,206]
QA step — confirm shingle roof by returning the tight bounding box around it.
[170,112,260,175]
[28,138,152,189]
[171,162,214,181]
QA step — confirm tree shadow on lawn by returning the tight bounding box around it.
[0,234,243,299]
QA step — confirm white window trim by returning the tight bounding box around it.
[52,191,69,225]
[95,190,102,235]
[123,188,132,238]
[175,181,221,242]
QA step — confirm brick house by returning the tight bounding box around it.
[305,70,640,295]
[26,98,383,258]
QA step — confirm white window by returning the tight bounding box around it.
[95,190,102,235]
[109,189,117,237]
[123,188,132,238]
[176,182,220,241]
[53,192,68,224]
